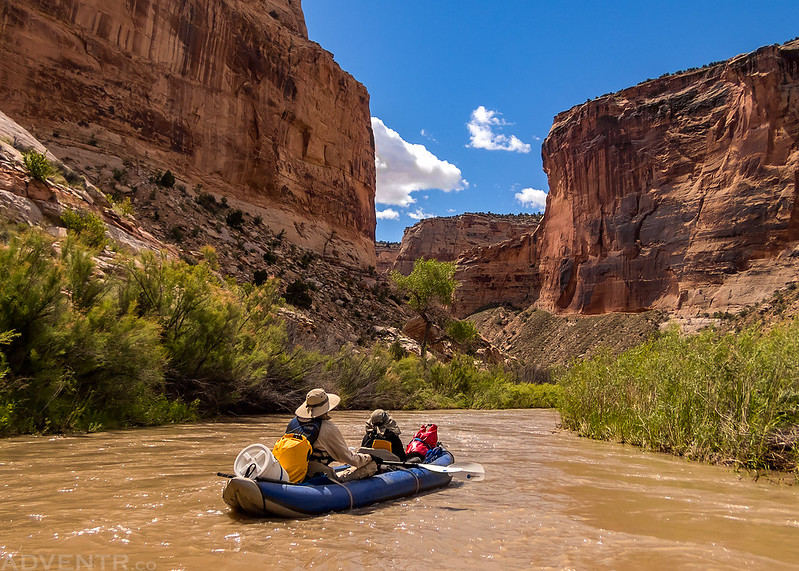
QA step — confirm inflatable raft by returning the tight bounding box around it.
[221,448,456,518]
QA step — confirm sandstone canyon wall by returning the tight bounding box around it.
[391,213,541,275]
[375,240,400,274]
[0,0,376,266]
[456,40,799,317]
[538,40,799,315]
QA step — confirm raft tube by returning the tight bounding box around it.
[222,449,454,517]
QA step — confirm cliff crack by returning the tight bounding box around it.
[634,201,658,244]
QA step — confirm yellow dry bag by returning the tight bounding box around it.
[272,418,322,483]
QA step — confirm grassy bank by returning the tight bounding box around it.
[0,225,559,436]
[557,322,799,474]
[330,349,561,411]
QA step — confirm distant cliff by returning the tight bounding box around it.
[375,241,400,273]
[0,0,376,267]
[391,213,541,275]
[456,40,799,317]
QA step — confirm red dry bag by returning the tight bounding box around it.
[405,424,438,461]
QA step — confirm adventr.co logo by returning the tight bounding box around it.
[1,554,157,570]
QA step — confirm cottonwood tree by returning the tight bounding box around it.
[391,258,457,357]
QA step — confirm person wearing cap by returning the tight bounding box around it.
[290,388,378,482]
[361,409,407,461]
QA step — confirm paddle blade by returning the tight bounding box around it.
[419,461,485,482]
[449,462,485,482]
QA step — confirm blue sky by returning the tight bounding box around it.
[303,1,799,243]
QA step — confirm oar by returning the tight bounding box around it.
[381,461,485,481]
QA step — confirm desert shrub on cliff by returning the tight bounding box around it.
[557,323,799,474]
[195,191,219,211]
[226,209,244,228]
[283,279,313,309]
[446,319,478,342]
[61,208,107,249]
[262,250,277,265]
[22,150,55,182]
[106,193,134,217]
[159,169,175,188]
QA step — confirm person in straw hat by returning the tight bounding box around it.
[288,388,378,482]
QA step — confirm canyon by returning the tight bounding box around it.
[1,0,798,363]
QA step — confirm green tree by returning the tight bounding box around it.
[391,258,457,356]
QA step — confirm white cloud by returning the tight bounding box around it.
[515,187,548,212]
[372,117,467,206]
[420,129,437,143]
[376,208,400,220]
[407,208,434,220]
[467,106,532,153]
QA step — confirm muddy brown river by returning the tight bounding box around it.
[1,410,797,570]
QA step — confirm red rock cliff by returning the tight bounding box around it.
[538,40,799,314]
[456,40,799,317]
[392,213,541,275]
[0,0,376,266]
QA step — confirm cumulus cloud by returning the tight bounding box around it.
[407,208,434,220]
[376,208,400,220]
[372,117,467,207]
[467,106,532,153]
[515,187,548,212]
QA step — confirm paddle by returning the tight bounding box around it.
[381,460,485,481]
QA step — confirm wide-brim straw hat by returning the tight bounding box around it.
[295,388,341,419]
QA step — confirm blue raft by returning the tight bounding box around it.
[222,449,455,518]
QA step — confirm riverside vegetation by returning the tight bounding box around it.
[0,224,558,436]
[3,220,794,477]
[557,321,799,474]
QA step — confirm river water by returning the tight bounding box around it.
[0,410,797,570]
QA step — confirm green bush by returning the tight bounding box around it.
[22,150,55,182]
[195,192,218,211]
[253,269,270,286]
[284,279,312,309]
[106,194,134,217]
[341,350,562,411]
[61,209,107,249]
[159,170,175,188]
[446,319,478,343]
[0,230,188,434]
[226,209,244,229]
[300,252,315,268]
[557,324,799,473]
[115,251,304,412]
[263,250,278,265]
